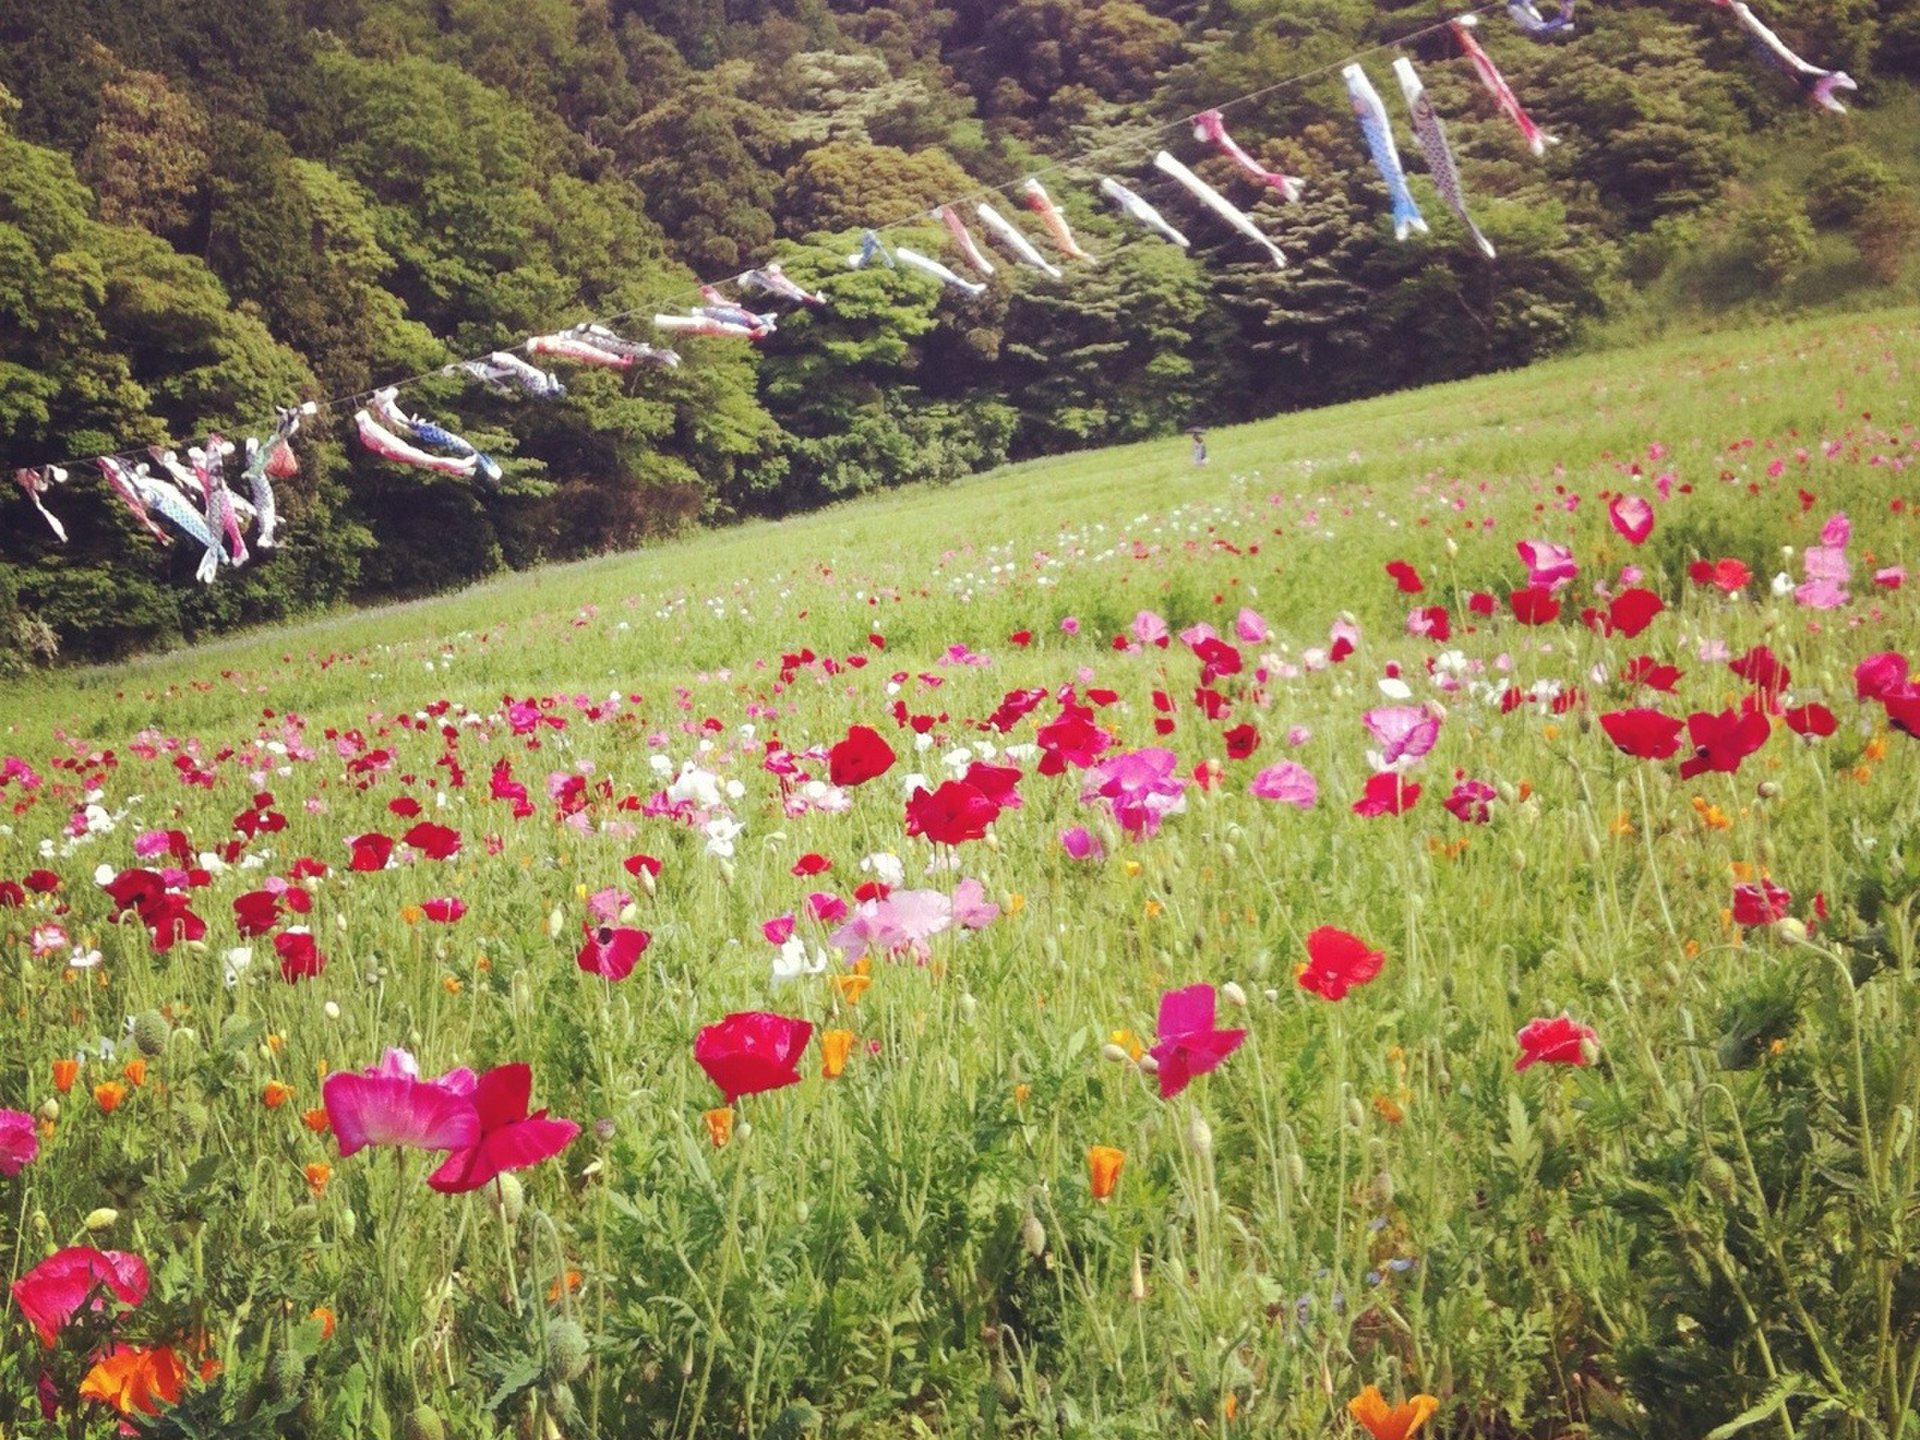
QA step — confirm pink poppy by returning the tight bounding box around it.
[806,891,847,923]
[0,1108,38,1176]
[1731,880,1791,927]
[1233,607,1271,644]
[951,877,1000,930]
[420,897,466,923]
[1517,538,1576,591]
[1514,1015,1597,1071]
[761,914,795,946]
[10,1247,149,1347]
[694,1012,813,1104]
[323,1050,481,1157]
[426,1063,578,1194]
[1059,826,1104,860]
[1608,494,1654,546]
[1248,762,1317,809]
[1442,778,1497,824]
[1362,706,1440,767]
[1129,611,1170,647]
[1079,747,1187,837]
[1147,984,1247,1098]
[577,926,649,981]
[1296,927,1384,1001]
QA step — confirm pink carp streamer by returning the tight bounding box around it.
[1451,14,1558,157]
[1713,0,1856,113]
[1020,179,1095,263]
[13,467,69,543]
[933,205,995,277]
[356,409,480,479]
[1191,110,1302,203]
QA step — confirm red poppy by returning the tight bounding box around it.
[905,781,999,846]
[347,833,393,872]
[1854,652,1911,701]
[1508,587,1560,626]
[1007,630,1032,647]
[9,1247,149,1347]
[102,868,165,916]
[1679,707,1770,780]
[1410,604,1451,641]
[1731,880,1791,927]
[232,890,281,937]
[961,761,1023,809]
[577,926,649,981]
[623,853,663,878]
[0,881,20,909]
[1192,636,1243,683]
[1606,588,1665,639]
[420,897,466,923]
[402,822,461,860]
[1466,592,1496,618]
[1600,708,1685,759]
[275,930,324,982]
[1688,558,1751,593]
[1782,703,1836,738]
[1034,702,1112,776]
[22,869,59,894]
[827,725,897,788]
[789,852,830,877]
[288,856,329,881]
[1728,645,1790,700]
[1514,1015,1597,1071]
[1385,560,1424,594]
[1222,724,1259,761]
[426,1063,578,1194]
[1620,656,1682,693]
[1352,772,1420,817]
[387,796,422,818]
[694,1012,813,1104]
[1297,927,1384,1001]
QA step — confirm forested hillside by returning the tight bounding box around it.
[3,0,1917,664]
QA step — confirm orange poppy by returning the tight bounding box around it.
[303,1162,331,1197]
[261,1080,293,1110]
[702,1107,734,1148]
[93,1081,127,1115]
[300,1107,331,1135]
[1347,1385,1438,1440]
[309,1305,336,1341]
[121,1058,147,1088]
[52,1058,78,1094]
[1087,1146,1125,1202]
[820,1029,855,1079]
[832,973,871,1005]
[78,1344,187,1419]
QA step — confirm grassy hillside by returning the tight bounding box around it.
[0,313,1917,1437]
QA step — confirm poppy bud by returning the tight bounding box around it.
[1100,1042,1133,1065]
[1137,1053,1159,1075]
[1221,981,1248,1009]
[404,1405,447,1440]
[1698,1154,1739,1202]
[1021,1210,1047,1258]
[1509,848,1528,871]
[1263,988,1279,1004]
[549,1382,579,1424]
[1371,1170,1394,1208]
[545,904,566,939]
[131,1010,169,1057]
[1579,826,1602,863]
[1285,1152,1306,1190]
[489,1171,526,1226]
[324,1001,341,1021]
[1129,1251,1147,1303]
[1497,781,1518,805]
[267,1348,308,1401]
[545,1320,590,1383]
[1186,1111,1213,1162]
[1345,1095,1366,1129]
[36,1095,57,1123]
[993,1363,1019,1411]
[1755,779,1781,801]
[1775,916,1807,944]
[959,993,977,1021]
[85,1206,118,1232]
[735,1119,753,1142]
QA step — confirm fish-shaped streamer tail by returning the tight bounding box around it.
[1191,110,1302,202]
[654,312,768,341]
[356,410,479,478]
[529,332,636,370]
[847,230,893,270]
[976,202,1063,279]
[1099,178,1190,248]
[241,403,312,549]
[455,352,567,400]
[571,324,679,369]
[1715,0,1856,113]
[1344,63,1428,241]
[1020,179,1094,263]
[130,464,220,577]
[932,205,995,277]
[98,459,169,545]
[1451,16,1558,156]
[741,263,826,307]
[1393,58,1496,259]
[893,246,988,298]
[1152,151,1286,269]
[1507,0,1574,38]
[370,388,502,484]
[197,437,249,570]
[14,467,69,542]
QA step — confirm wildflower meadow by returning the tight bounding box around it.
[3,311,1919,1438]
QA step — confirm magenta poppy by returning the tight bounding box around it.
[274,929,324,982]
[1608,494,1654,546]
[1059,825,1104,860]
[1731,879,1791,927]
[402,822,461,860]
[1385,559,1424,594]
[0,881,21,908]
[232,890,281,938]
[10,1247,149,1347]
[1147,985,1246,1099]
[694,1012,813,1104]
[0,1108,38,1176]
[1509,587,1561,626]
[1854,652,1911,701]
[1248,762,1317,809]
[420,897,466,923]
[1297,927,1384,1001]
[827,725,896,788]
[1514,1015,1597,1071]
[577,926,649,981]
[323,1050,481,1157]
[346,833,393,872]
[1601,708,1685,760]
[905,781,999,846]
[1679,707,1770,780]
[426,1063,578,1194]
[1517,538,1577,591]
[1442,778,1497,824]
[1352,772,1420,817]
[1363,706,1440,767]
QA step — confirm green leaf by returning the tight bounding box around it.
[1703,1377,1813,1440]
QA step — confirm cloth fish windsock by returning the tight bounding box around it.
[1191,110,1302,203]
[241,403,312,549]
[456,352,567,400]
[195,436,249,570]
[1099,178,1190,248]
[1715,1,1856,113]
[893,246,988,298]
[932,205,995,277]
[14,467,69,542]
[1393,58,1496,259]
[355,409,480,479]
[1020,179,1094,264]
[529,332,636,370]
[571,324,680,369]
[370,388,502,484]
[149,447,205,503]
[846,230,893,271]
[1344,63,1428,241]
[129,464,220,578]
[98,458,169,545]
[741,263,826,307]
[655,312,768,341]
[1507,0,1574,38]
[1452,17,1557,156]
[694,289,775,332]
[975,202,1063,280]
[1151,151,1286,269]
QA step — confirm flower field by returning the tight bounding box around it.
[3,310,1920,1439]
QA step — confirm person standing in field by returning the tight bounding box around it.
[1188,426,1209,466]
